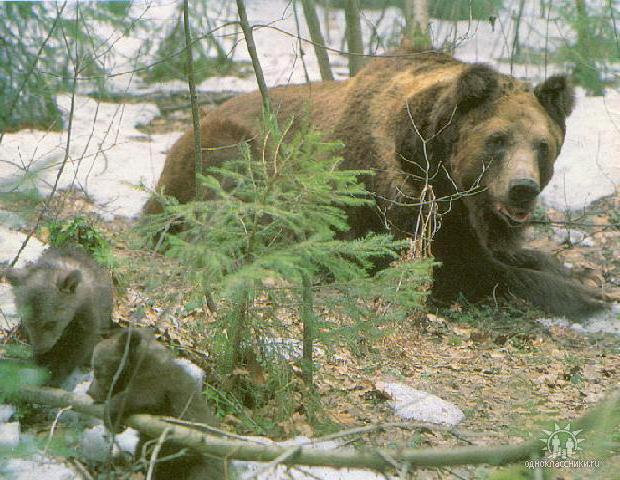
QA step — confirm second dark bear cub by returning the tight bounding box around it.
[3,246,113,385]
[88,328,227,480]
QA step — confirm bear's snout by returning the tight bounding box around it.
[508,178,540,204]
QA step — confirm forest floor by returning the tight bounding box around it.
[2,104,619,480]
[13,175,616,480]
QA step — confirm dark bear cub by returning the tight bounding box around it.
[3,246,113,385]
[88,328,227,480]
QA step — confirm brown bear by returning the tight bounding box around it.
[3,246,114,385]
[88,328,228,480]
[144,50,603,318]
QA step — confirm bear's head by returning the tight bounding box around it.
[4,265,83,355]
[400,64,574,240]
[87,329,152,402]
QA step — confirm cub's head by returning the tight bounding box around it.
[4,265,83,355]
[418,65,574,234]
[88,329,148,402]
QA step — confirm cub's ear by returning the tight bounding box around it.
[534,75,575,133]
[116,329,143,355]
[3,268,27,287]
[58,269,82,294]
[455,64,499,112]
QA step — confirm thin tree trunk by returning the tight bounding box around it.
[300,0,334,81]
[235,0,272,112]
[182,0,203,197]
[344,0,364,76]
[230,294,249,371]
[293,0,312,83]
[510,0,526,73]
[301,274,314,386]
[574,0,603,95]
[403,0,431,49]
[539,0,546,18]
[323,0,331,43]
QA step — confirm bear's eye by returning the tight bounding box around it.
[486,134,507,151]
[535,140,549,157]
[42,320,56,331]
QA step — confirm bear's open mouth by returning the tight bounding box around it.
[496,204,532,226]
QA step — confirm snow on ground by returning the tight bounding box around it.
[0,96,180,219]
[539,303,620,336]
[235,436,393,480]
[0,456,79,480]
[541,92,620,210]
[377,381,464,427]
[0,225,46,267]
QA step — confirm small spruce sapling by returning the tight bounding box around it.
[142,114,431,396]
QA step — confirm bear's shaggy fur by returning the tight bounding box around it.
[88,328,227,480]
[144,51,603,318]
[3,246,113,385]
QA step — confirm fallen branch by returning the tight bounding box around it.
[12,385,620,471]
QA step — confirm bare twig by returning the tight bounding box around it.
[10,3,79,268]
[44,405,72,454]
[146,428,171,480]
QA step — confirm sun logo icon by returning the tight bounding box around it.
[540,423,585,459]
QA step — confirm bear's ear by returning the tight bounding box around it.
[534,75,575,132]
[3,268,27,287]
[58,269,81,294]
[116,329,143,355]
[455,64,499,113]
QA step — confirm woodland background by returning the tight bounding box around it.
[0,1,619,479]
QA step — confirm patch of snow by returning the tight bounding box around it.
[0,422,20,448]
[541,93,620,211]
[63,370,94,397]
[198,76,259,94]
[80,424,139,463]
[0,96,181,219]
[0,405,16,423]
[237,464,391,480]
[235,436,392,480]
[377,381,464,426]
[116,427,140,456]
[0,210,27,231]
[0,226,46,267]
[0,455,80,480]
[539,302,620,336]
[551,227,595,247]
[80,424,111,463]
[261,337,324,361]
